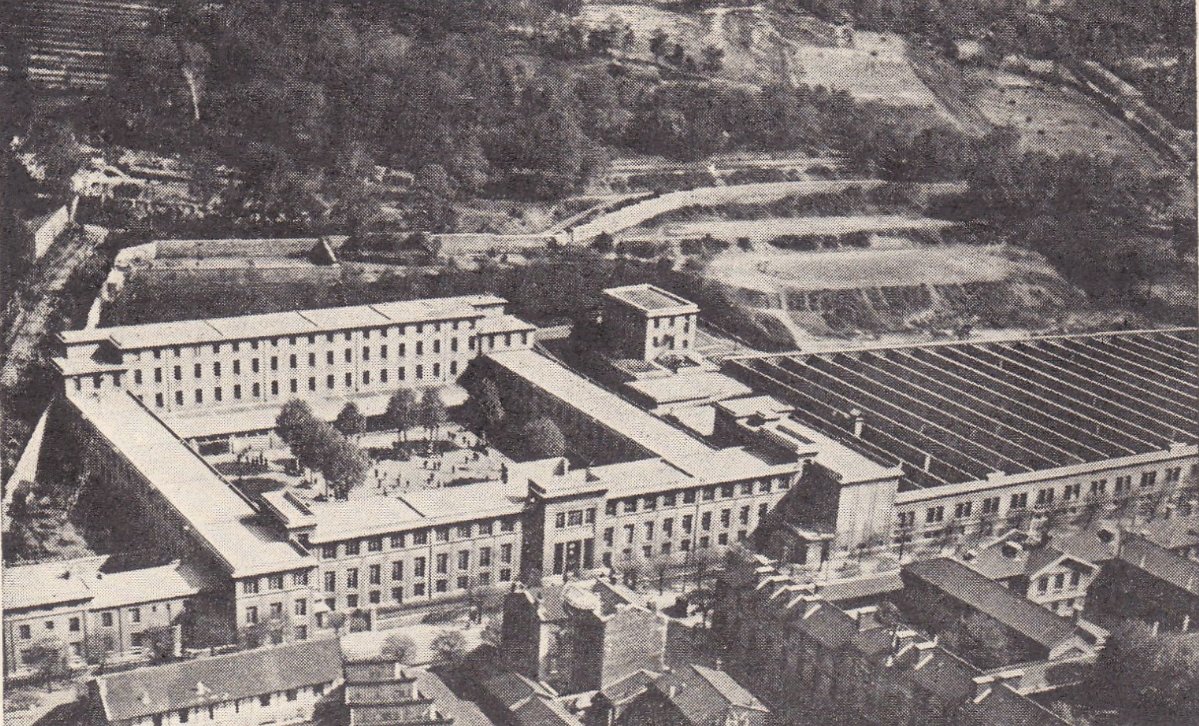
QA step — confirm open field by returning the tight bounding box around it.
[661,215,954,243]
[704,243,1055,293]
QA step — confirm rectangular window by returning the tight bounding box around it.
[345,540,360,555]
[1141,471,1157,488]
[1010,492,1028,509]
[414,557,426,577]
[325,572,336,592]
[437,553,449,574]
[500,544,513,564]
[268,575,283,590]
[346,569,359,588]
[954,501,972,518]
[458,551,470,570]
[369,565,381,585]
[392,561,404,580]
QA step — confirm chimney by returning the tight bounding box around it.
[972,675,995,702]
[846,605,880,632]
[850,409,865,438]
[922,453,932,473]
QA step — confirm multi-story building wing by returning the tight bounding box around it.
[601,284,699,362]
[54,294,534,439]
[260,481,524,613]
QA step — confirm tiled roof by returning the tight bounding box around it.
[96,638,343,721]
[728,328,1198,490]
[1116,534,1199,596]
[511,694,583,726]
[599,669,659,706]
[903,558,1080,649]
[415,670,498,726]
[481,671,553,710]
[2,556,105,610]
[652,664,767,725]
[2,556,220,612]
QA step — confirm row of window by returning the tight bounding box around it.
[601,532,739,567]
[323,569,513,608]
[165,683,326,725]
[601,504,769,545]
[1035,570,1083,594]
[316,520,518,560]
[138,320,478,361]
[900,469,1182,528]
[241,571,308,595]
[651,315,692,330]
[320,547,516,592]
[15,603,174,639]
[143,361,459,408]
[244,599,306,624]
[604,478,786,516]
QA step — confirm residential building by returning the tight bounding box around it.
[898,558,1105,671]
[477,671,580,726]
[344,657,494,726]
[3,555,220,675]
[618,664,768,726]
[1087,533,1199,632]
[501,579,667,695]
[714,553,1068,726]
[85,637,343,726]
[968,530,1101,617]
[725,329,1198,556]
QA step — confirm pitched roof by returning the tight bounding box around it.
[1116,534,1199,596]
[481,671,554,710]
[511,694,583,726]
[652,664,767,725]
[415,670,498,726]
[903,558,1081,649]
[2,556,105,610]
[599,669,659,706]
[96,638,343,721]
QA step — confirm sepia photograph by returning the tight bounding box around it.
[0,1,1196,724]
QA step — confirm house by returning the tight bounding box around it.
[344,657,495,726]
[86,637,343,726]
[619,664,768,726]
[969,530,1100,617]
[714,553,1068,725]
[585,669,660,726]
[899,558,1105,670]
[501,579,667,695]
[1087,533,1199,632]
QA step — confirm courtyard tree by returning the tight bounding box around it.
[472,378,505,436]
[429,629,468,666]
[381,632,418,663]
[321,435,370,500]
[417,388,448,442]
[521,416,566,459]
[1088,619,1199,722]
[276,399,317,445]
[334,402,367,439]
[386,389,419,445]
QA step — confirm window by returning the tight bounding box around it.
[926,506,944,524]
[260,694,271,707]
[500,544,512,563]
[252,382,260,397]
[479,522,493,536]
[437,553,449,574]
[414,557,427,577]
[369,565,381,585]
[1116,475,1132,494]
[270,602,283,618]
[345,540,360,555]
[346,569,359,588]
[413,530,428,545]
[457,524,472,538]
[684,489,697,504]
[1090,479,1108,496]
[982,497,1000,514]
[1165,467,1182,483]
[174,366,182,381]
[721,484,734,498]
[392,561,404,580]
[501,518,516,532]
[1035,488,1054,507]
[1010,492,1028,509]
[325,572,336,592]
[1141,471,1157,488]
[663,493,676,507]
[703,487,715,501]
[436,527,450,543]
[244,580,259,594]
[954,501,972,518]
[179,709,190,723]
[69,617,80,632]
[480,547,492,567]
[1037,576,1049,594]
[295,600,307,616]
[246,606,258,624]
[268,575,283,590]
[294,570,310,586]
[720,509,731,527]
[701,512,712,530]
[644,495,657,511]
[101,612,113,627]
[347,595,359,608]
[568,510,584,526]
[624,499,637,513]
[436,580,448,593]
[1063,483,1082,501]
[19,624,30,639]
[682,515,693,532]
[368,538,382,552]
[897,511,916,528]
[322,544,337,559]
[393,587,404,602]
[175,391,184,405]
[644,521,655,540]
[414,582,426,597]
[606,501,618,516]
[500,568,512,582]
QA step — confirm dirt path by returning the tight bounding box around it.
[1,231,97,388]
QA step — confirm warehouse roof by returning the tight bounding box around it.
[1116,534,1199,597]
[728,328,1198,490]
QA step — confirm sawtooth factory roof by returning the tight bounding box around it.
[726,328,1197,491]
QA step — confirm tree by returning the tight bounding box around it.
[472,378,505,435]
[23,639,68,687]
[521,416,566,459]
[481,617,503,647]
[429,629,468,666]
[333,402,367,439]
[649,29,670,58]
[1088,619,1199,722]
[417,388,448,441]
[387,389,419,444]
[321,435,370,500]
[381,632,418,663]
[700,45,724,73]
[591,231,615,253]
[276,399,317,444]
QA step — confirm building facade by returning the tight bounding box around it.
[55,294,533,434]
[601,285,699,362]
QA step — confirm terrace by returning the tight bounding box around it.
[726,328,1198,491]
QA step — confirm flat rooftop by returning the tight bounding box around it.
[69,393,314,578]
[2,556,220,612]
[727,328,1198,490]
[60,294,505,350]
[603,284,699,314]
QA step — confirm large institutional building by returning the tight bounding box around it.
[8,285,1197,680]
